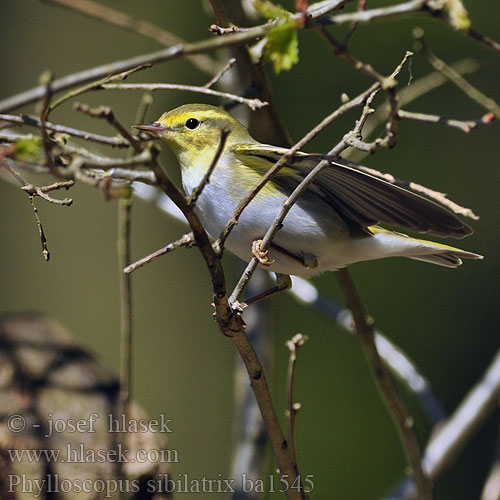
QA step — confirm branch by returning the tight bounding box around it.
[397,109,495,133]
[124,233,195,274]
[346,58,481,163]
[117,190,133,482]
[467,28,500,52]
[0,113,131,148]
[414,28,500,119]
[285,333,309,485]
[4,163,73,206]
[336,268,433,500]
[73,102,142,151]
[188,129,229,207]
[99,83,268,111]
[204,57,237,88]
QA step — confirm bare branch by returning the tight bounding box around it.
[398,109,496,133]
[285,333,309,488]
[99,83,268,111]
[117,191,133,482]
[50,64,151,112]
[467,28,500,52]
[204,57,237,88]
[29,195,50,261]
[336,268,433,500]
[124,233,196,274]
[0,113,131,148]
[188,129,230,208]
[414,28,500,119]
[73,102,142,151]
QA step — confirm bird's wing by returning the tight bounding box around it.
[232,143,472,238]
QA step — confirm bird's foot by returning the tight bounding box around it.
[252,239,275,266]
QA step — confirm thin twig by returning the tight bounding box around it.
[50,64,151,112]
[336,268,433,500]
[20,184,73,206]
[317,26,386,82]
[99,83,268,111]
[188,129,229,208]
[0,113,132,148]
[4,163,73,206]
[285,333,309,483]
[29,196,50,261]
[73,102,143,152]
[117,190,133,493]
[204,57,237,88]
[101,168,156,185]
[208,0,293,147]
[414,28,500,119]
[39,71,58,177]
[124,233,195,274]
[346,58,480,163]
[467,28,500,52]
[134,93,154,126]
[398,109,495,133]
[341,0,366,46]
[43,0,217,75]
[323,0,428,26]
[65,145,152,169]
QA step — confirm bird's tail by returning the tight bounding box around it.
[369,226,483,268]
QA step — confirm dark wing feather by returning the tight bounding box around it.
[310,159,471,237]
[232,144,472,238]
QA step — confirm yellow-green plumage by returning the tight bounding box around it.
[133,104,482,277]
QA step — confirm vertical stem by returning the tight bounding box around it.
[117,193,133,492]
[336,268,433,500]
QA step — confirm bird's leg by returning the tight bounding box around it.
[234,273,292,310]
[252,239,319,270]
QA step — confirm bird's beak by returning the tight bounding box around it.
[131,122,168,134]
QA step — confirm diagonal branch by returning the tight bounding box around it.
[336,267,433,500]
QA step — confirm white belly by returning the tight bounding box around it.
[183,163,354,277]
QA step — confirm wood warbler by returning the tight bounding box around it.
[133,104,482,278]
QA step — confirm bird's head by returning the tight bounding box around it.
[132,103,254,167]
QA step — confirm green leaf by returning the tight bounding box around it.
[253,0,291,19]
[264,20,299,73]
[15,137,42,160]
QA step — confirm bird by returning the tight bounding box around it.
[132,103,482,283]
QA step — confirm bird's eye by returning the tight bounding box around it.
[185,118,200,130]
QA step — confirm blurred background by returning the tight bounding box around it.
[0,1,498,498]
